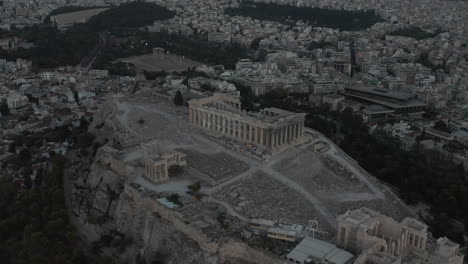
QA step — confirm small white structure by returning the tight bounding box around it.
[3,93,28,109]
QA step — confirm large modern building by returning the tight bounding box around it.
[188,93,306,154]
[343,86,426,116]
[311,78,337,94]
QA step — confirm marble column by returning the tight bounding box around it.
[202,111,206,128]
[222,117,227,134]
[231,119,234,136]
[275,130,279,147]
[282,126,286,144]
[292,122,296,138]
[231,120,234,136]
[260,127,264,145]
[207,113,211,130]
[231,119,235,136]
[253,125,258,143]
[300,122,303,137]
[250,125,254,142]
[288,124,292,141]
[213,115,217,132]
[285,126,288,142]
[198,110,202,127]
[243,123,248,140]
[271,131,275,147]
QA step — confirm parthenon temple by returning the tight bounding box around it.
[188,93,307,153]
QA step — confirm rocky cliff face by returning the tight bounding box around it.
[113,188,216,264]
[112,184,287,264]
[69,98,287,264]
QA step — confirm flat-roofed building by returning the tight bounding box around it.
[425,127,453,142]
[188,93,307,154]
[343,86,425,116]
[362,105,395,122]
[267,227,298,242]
[286,236,354,264]
[311,78,336,94]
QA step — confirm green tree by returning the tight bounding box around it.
[433,120,450,133]
[167,194,182,206]
[8,143,15,153]
[174,91,184,106]
[77,132,95,149]
[0,99,9,116]
[18,148,32,163]
[187,182,201,192]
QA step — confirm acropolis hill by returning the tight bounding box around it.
[66,92,460,264]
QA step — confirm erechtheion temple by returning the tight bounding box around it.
[142,140,186,183]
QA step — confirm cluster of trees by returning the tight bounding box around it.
[96,61,136,76]
[174,91,184,106]
[143,70,168,80]
[225,1,382,31]
[0,98,9,116]
[85,2,174,32]
[433,120,451,133]
[388,27,442,40]
[0,24,96,69]
[1,2,175,69]
[93,38,144,75]
[143,32,249,69]
[416,52,447,73]
[95,31,250,71]
[248,89,468,243]
[0,156,115,264]
[307,41,334,50]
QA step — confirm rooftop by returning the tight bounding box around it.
[287,236,354,264]
[343,87,426,110]
[340,208,380,231]
[346,86,415,101]
[362,105,396,114]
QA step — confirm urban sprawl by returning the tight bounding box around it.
[1,0,468,264]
